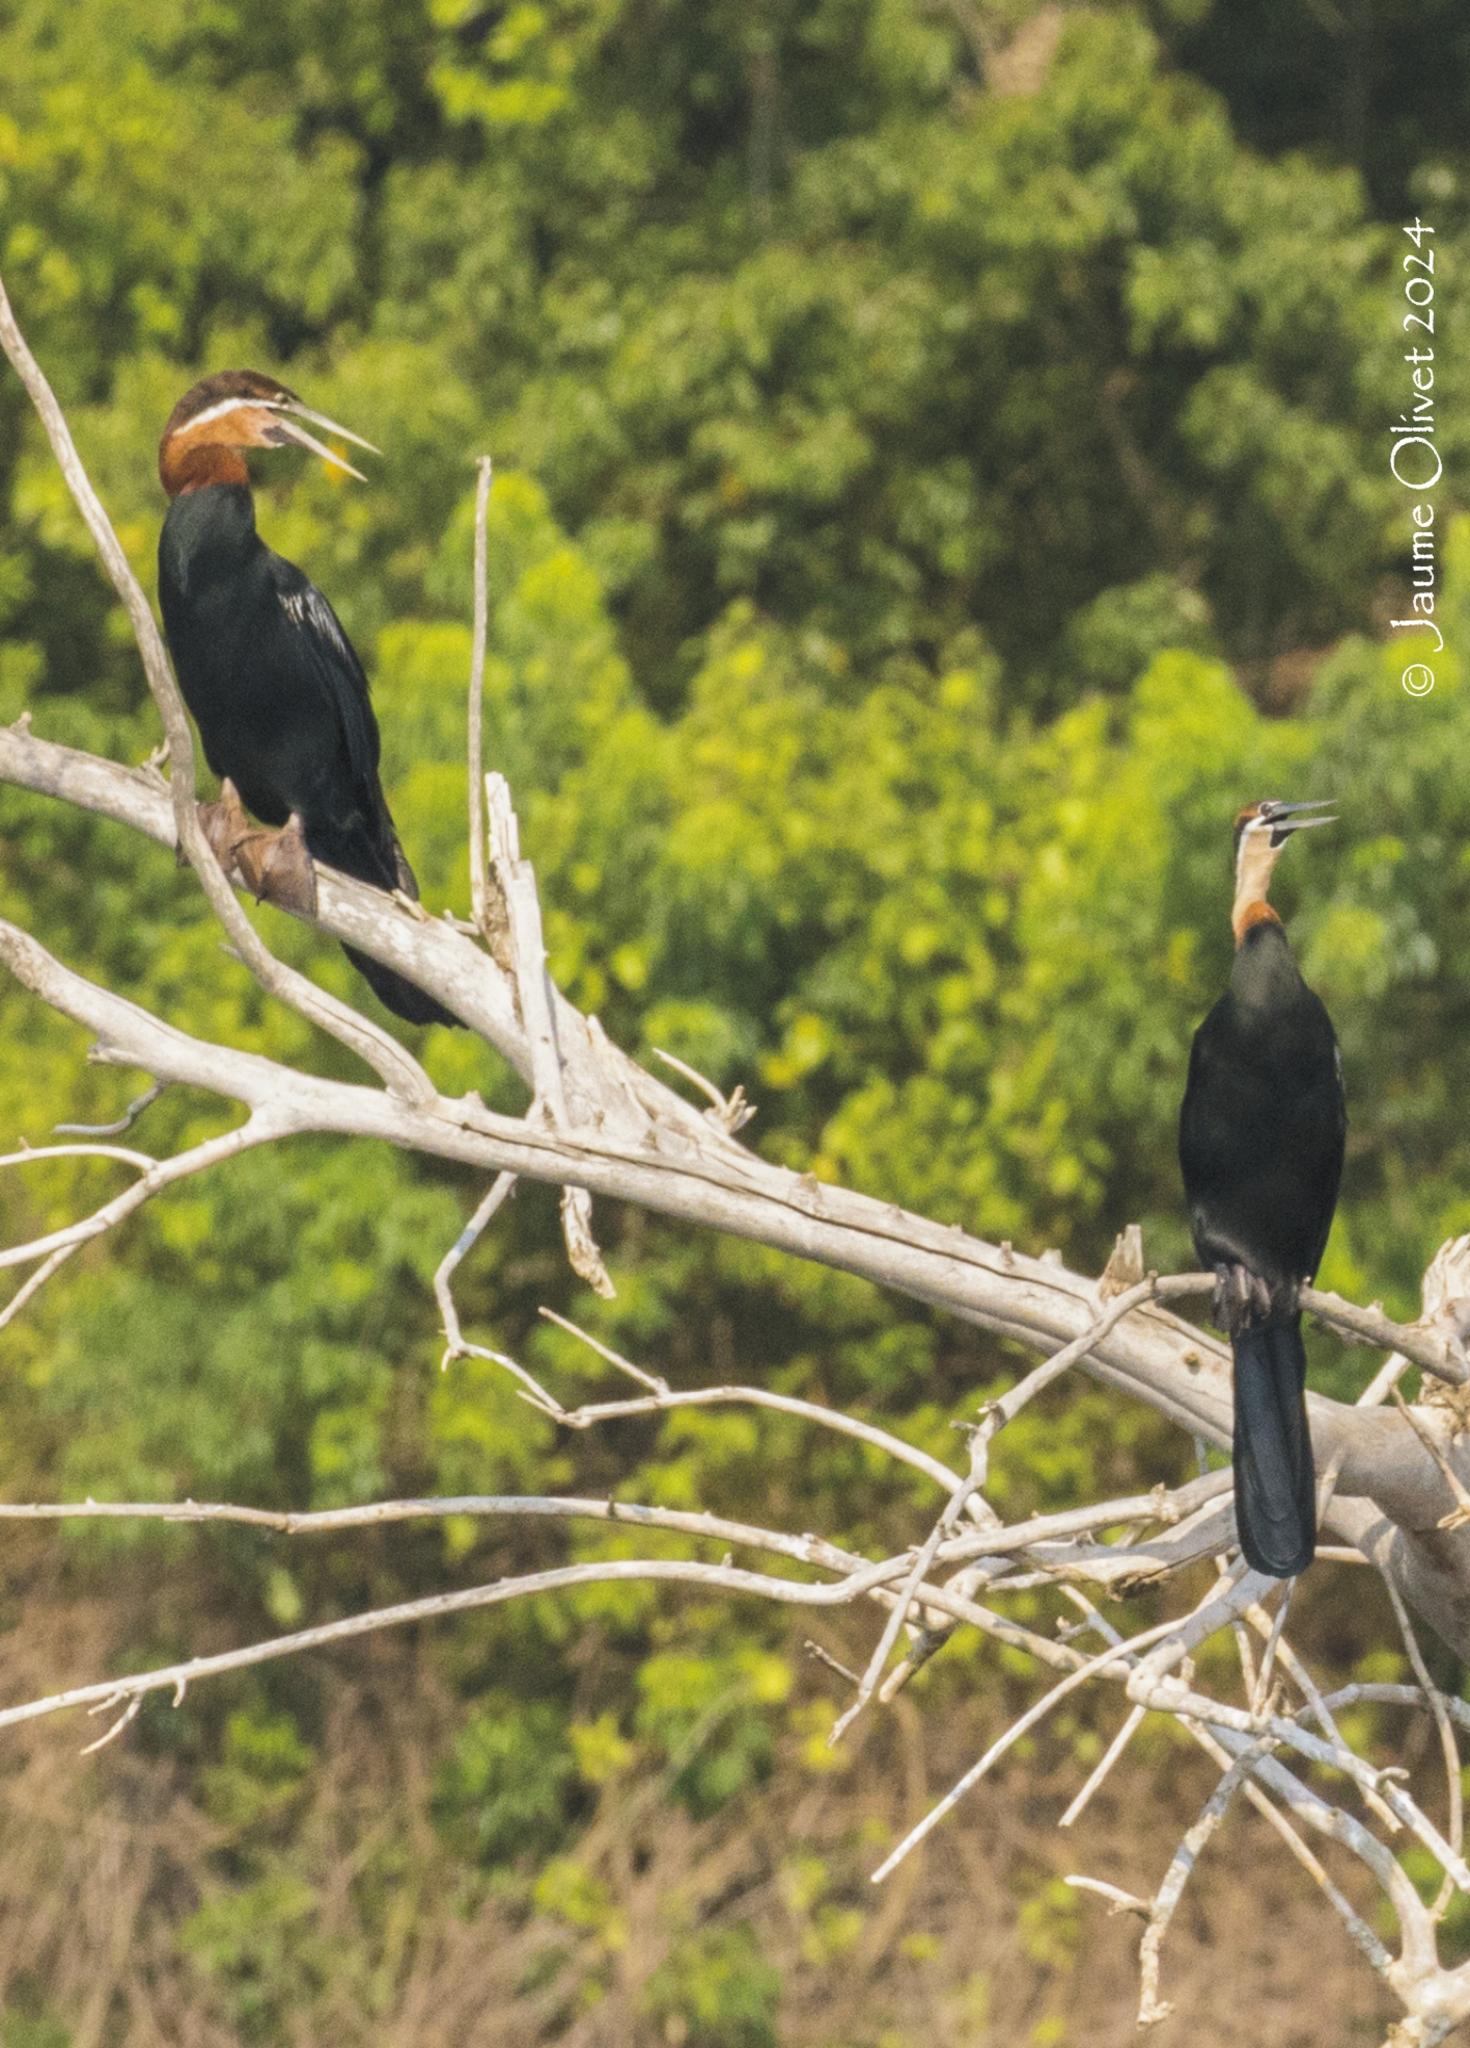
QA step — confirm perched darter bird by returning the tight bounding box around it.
[157,370,455,1026]
[1179,799,1345,1577]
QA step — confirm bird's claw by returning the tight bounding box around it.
[1212,1262,1274,1335]
[195,779,254,875]
[1211,1263,1236,1330]
[233,813,318,918]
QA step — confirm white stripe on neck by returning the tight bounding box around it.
[178,394,278,435]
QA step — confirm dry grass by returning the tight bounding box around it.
[0,1587,1397,2048]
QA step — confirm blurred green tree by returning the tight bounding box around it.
[1,0,1467,2037]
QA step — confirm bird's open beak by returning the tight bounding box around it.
[1263,798,1336,845]
[263,400,380,482]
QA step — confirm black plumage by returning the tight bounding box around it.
[1179,806,1345,1576]
[156,372,455,1028]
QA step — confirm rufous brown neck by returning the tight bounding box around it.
[160,440,250,498]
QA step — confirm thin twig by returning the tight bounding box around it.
[0,1545,1099,1742]
[1243,1607,1401,1834]
[1059,1704,1148,1828]
[1066,1592,1400,1970]
[1138,1737,1277,2026]
[0,1245,80,1335]
[1,1112,287,1330]
[1,1139,154,1176]
[804,1640,862,1687]
[467,454,494,936]
[1382,1572,1464,1915]
[1063,1875,1152,1918]
[54,1080,165,1137]
[976,1274,1193,1459]
[870,1611,1190,1884]
[0,1489,867,1580]
[1251,1581,1293,1719]
[1303,1283,1469,1388]
[435,1170,520,1370]
[936,1471,1232,1564]
[538,1307,669,1394]
[540,1308,971,1495]
[79,1695,141,1757]
[829,1431,986,1747]
[877,1473,1233,1704]
[1195,1724,1395,1980]
[1390,1387,1470,1527]
[652,1046,756,1134]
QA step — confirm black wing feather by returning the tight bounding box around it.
[266,552,382,801]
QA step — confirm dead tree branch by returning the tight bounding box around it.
[467,452,495,938]
[6,272,1470,2048]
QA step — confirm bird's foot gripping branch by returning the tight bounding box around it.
[8,275,1470,2045]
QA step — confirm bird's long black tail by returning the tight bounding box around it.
[343,940,458,1029]
[1232,1317,1316,1577]
[310,818,461,1030]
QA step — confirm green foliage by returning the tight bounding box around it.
[182,1868,337,2042]
[0,2003,71,2048]
[0,0,1467,2036]
[200,1709,317,1833]
[1016,1874,1084,1970]
[643,1925,783,2048]
[433,1696,578,1864]
[635,1646,791,1815]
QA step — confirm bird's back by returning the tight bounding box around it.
[1180,924,1344,1290]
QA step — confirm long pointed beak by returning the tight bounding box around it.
[284,400,379,455]
[1266,798,1336,842]
[264,401,379,481]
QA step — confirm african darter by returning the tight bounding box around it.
[157,370,455,1027]
[1179,799,1344,1576]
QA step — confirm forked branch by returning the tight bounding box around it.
[4,268,1470,2048]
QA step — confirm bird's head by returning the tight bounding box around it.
[159,370,378,496]
[1231,798,1335,943]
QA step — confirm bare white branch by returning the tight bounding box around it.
[486,771,613,1296]
[467,453,495,938]
[1138,1736,1277,2026]
[7,292,1470,2047]
[1,1111,287,1329]
[1058,1703,1147,1828]
[652,1045,757,1134]
[434,1169,522,1372]
[1391,1387,1470,1528]
[870,1610,1192,1884]
[1382,1572,1465,1915]
[1062,1875,1152,1918]
[829,1430,987,1748]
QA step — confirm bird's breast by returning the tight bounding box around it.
[160,565,341,824]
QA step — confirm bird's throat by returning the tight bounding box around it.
[1231,831,1284,946]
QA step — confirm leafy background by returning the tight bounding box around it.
[1,1,1468,2041]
